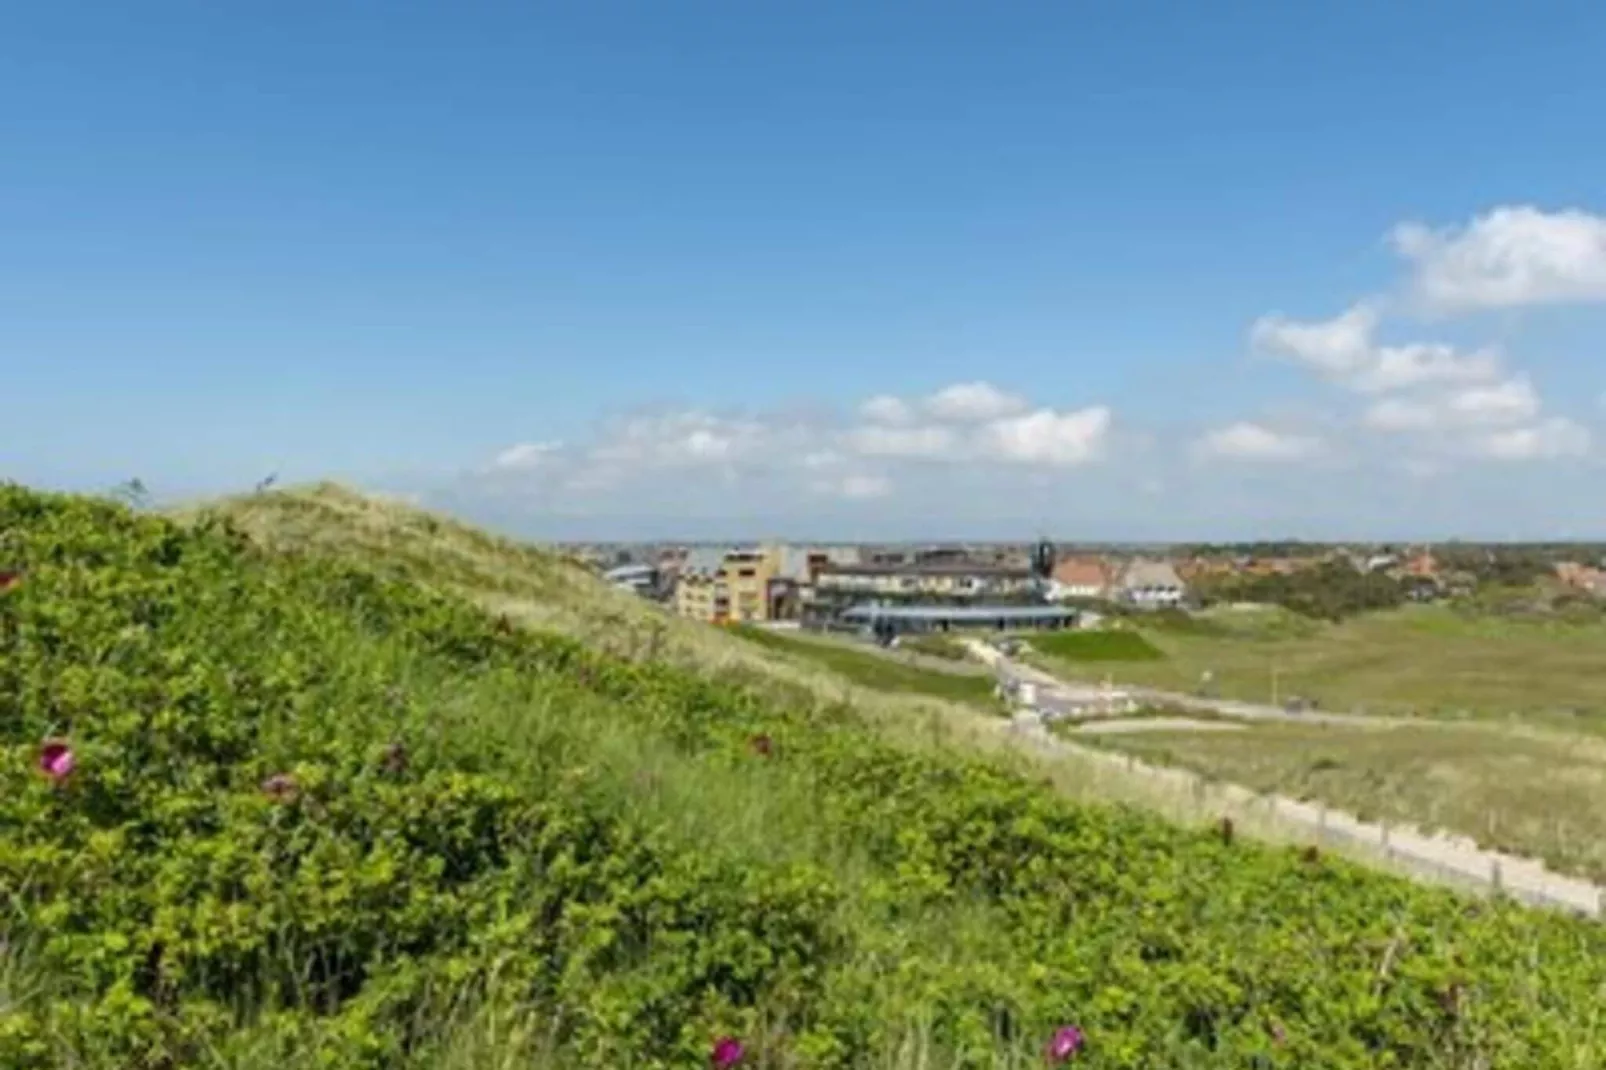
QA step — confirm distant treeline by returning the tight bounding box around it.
[1190,560,1413,622]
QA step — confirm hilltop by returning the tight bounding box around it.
[4,482,1606,1068]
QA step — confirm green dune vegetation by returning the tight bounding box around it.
[6,483,1606,1069]
[1028,602,1606,724]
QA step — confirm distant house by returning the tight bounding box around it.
[1116,558,1187,608]
[1401,551,1439,580]
[1556,561,1606,597]
[1049,556,1112,600]
[1361,553,1398,574]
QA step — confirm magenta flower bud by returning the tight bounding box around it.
[711,1036,745,1068]
[1045,1024,1084,1062]
[38,740,75,782]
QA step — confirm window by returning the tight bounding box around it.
[737,568,755,578]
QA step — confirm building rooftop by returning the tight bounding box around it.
[680,546,729,576]
[840,603,1077,623]
[821,562,1034,578]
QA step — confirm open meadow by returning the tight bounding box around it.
[1079,719,1606,884]
[1028,604,1606,724]
[8,484,1606,1068]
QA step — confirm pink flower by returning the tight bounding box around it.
[710,1036,745,1068]
[1045,1025,1084,1063]
[38,740,75,782]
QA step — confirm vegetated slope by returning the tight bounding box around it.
[4,488,1606,1068]
[183,485,947,716]
[728,625,999,710]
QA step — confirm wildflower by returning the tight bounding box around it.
[38,740,75,783]
[381,741,409,775]
[1267,1021,1286,1046]
[261,773,298,802]
[1045,1025,1084,1063]
[710,1036,745,1068]
[748,733,773,758]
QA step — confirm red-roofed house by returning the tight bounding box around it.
[1051,556,1113,600]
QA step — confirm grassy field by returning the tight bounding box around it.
[895,633,970,662]
[11,482,1606,1068]
[730,626,1000,710]
[1082,719,1606,883]
[1029,603,1606,723]
[1028,630,1164,662]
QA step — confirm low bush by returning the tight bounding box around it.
[4,484,1605,1068]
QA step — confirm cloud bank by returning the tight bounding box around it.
[446,204,1606,538]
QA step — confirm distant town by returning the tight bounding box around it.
[559,538,1606,635]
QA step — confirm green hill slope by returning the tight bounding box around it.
[182,484,970,715]
[5,483,1606,1069]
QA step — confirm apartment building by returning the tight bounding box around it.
[671,545,782,624]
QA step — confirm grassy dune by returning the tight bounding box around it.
[0,482,1586,1066]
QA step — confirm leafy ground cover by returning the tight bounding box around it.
[6,485,1606,1068]
[728,626,1000,710]
[1026,631,1164,663]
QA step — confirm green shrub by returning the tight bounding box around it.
[4,484,1606,1068]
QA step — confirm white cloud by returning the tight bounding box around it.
[980,406,1111,466]
[811,472,893,500]
[1251,303,1501,393]
[492,441,564,470]
[922,381,1029,422]
[1391,206,1606,313]
[1353,342,1502,394]
[1193,421,1321,462]
[477,381,1113,513]
[1363,376,1541,432]
[860,395,914,424]
[1250,302,1378,378]
[844,424,957,459]
[1468,417,1591,461]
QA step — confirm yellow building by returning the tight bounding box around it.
[720,547,778,623]
[672,546,782,624]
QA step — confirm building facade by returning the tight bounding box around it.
[671,546,783,624]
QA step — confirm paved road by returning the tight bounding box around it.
[966,639,1393,728]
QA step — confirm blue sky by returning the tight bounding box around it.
[6,2,1606,539]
